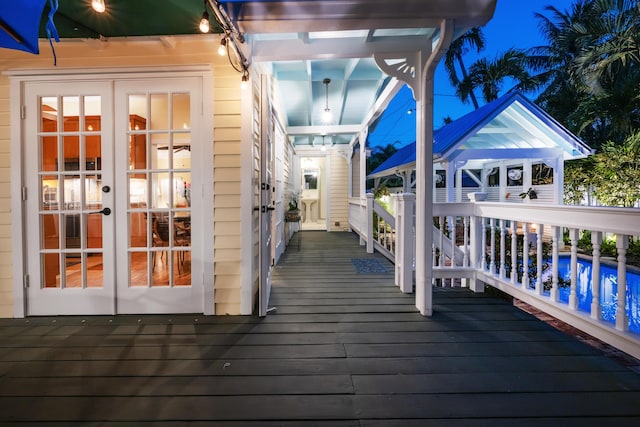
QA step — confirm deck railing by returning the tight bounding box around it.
[349,194,640,359]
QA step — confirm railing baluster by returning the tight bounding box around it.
[511,220,517,285]
[481,217,487,271]
[536,223,544,295]
[569,228,579,311]
[489,218,496,274]
[522,222,529,289]
[550,226,560,303]
[591,231,602,320]
[499,219,506,280]
[616,235,629,331]
[438,216,444,267]
[463,216,469,268]
[450,216,456,268]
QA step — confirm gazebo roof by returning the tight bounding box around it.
[368,91,593,179]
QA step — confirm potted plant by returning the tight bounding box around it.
[519,187,538,200]
[285,191,301,222]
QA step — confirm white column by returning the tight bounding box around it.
[365,193,374,254]
[468,206,484,292]
[359,128,368,199]
[536,223,544,295]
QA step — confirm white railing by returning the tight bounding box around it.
[347,196,640,359]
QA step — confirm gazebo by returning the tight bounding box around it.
[368,91,593,204]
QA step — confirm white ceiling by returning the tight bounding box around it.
[223,0,498,148]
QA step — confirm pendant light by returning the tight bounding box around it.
[199,0,210,33]
[322,78,332,123]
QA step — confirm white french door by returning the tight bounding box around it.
[114,78,203,314]
[24,75,206,315]
[25,81,116,315]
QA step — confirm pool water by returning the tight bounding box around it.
[550,256,640,333]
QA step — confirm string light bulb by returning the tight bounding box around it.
[199,1,210,33]
[218,37,227,56]
[91,0,106,13]
[322,78,332,123]
[321,136,327,152]
[241,72,249,90]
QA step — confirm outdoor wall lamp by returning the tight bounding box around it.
[322,78,332,123]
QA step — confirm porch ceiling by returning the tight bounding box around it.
[34,0,497,148]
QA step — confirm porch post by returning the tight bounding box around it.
[415,21,454,316]
[374,19,454,316]
[394,193,415,293]
[359,129,368,198]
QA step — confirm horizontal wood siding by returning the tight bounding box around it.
[329,152,349,231]
[0,77,11,316]
[214,63,244,315]
[0,37,245,316]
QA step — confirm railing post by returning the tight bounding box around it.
[365,193,374,254]
[394,193,414,293]
[510,220,517,285]
[468,211,484,293]
[499,219,507,280]
[591,231,602,320]
[615,234,629,331]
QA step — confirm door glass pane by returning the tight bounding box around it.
[41,97,58,132]
[129,176,147,208]
[85,174,102,209]
[62,96,80,132]
[86,136,101,170]
[41,175,59,209]
[62,175,82,210]
[62,136,80,171]
[42,253,60,288]
[64,253,83,288]
[172,93,190,129]
[129,212,147,248]
[86,212,102,249]
[86,253,104,288]
[130,252,148,287]
[41,214,59,249]
[40,136,58,172]
[150,93,168,130]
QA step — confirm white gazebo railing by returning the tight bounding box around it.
[348,195,640,359]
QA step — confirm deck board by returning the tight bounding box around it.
[0,230,639,424]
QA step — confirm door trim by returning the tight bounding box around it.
[9,66,214,317]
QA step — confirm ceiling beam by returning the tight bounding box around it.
[288,124,362,135]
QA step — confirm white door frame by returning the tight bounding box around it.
[9,66,214,317]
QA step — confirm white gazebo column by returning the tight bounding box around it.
[359,128,368,198]
[375,19,454,316]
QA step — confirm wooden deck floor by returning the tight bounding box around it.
[1,230,640,425]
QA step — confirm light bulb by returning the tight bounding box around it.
[199,12,210,33]
[241,74,249,90]
[321,144,327,152]
[218,38,227,56]
[91,0,106,13]
[322,108,332,123]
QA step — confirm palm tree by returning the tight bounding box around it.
[456,48,540,104]
[444,27,485,109]
[530,0,640,147]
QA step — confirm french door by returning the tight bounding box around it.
[24,76,205,315]
[25,82,116,315]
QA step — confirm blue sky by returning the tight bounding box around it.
[368,0,575,149]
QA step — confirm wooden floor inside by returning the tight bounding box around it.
[1,230,640,425]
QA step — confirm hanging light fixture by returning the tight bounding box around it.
[199,0,210,33]
[321,135,327,152]
[218,37,227,56]
[91,0,106,13]
[322,78,332,123]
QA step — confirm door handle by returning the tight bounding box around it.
[261,206,275,213]
[89,207,111,216]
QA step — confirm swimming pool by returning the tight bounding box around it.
[549,256,640,334]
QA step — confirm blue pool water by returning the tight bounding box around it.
[550,256,640,334]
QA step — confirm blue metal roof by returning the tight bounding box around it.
[368,91,592,179]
